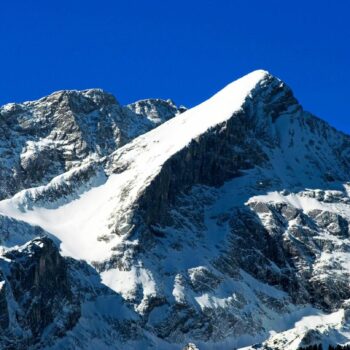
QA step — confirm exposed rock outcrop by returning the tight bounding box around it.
[0,237,80,348]
[0,90,182,199]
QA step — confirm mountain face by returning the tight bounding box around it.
[0,90,184,199]
[0,70,350,349]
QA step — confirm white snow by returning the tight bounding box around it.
[0,173,125,261]
[101,266,157,313]
[248,190,350,219]
[247,191,327,212]
[254,309,348,350]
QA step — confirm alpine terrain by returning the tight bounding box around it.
[0,70,350,350]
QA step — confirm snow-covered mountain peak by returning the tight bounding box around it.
[4,88,118,111]
[0,69,304,260]
[44,88,118,106]
[117,70,278,157]
[107,69,295,186]
[0,70,289,255]
[1,70,350,349]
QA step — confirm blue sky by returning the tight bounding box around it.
[1,0,349,133]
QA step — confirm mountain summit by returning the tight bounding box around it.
[0,71,350,349]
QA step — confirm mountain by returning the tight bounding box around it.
[127,98,187,125]
[0,90,184,199]
[0,70,350,349]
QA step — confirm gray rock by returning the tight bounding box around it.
[0,90,182,200]
[0,237,80,348]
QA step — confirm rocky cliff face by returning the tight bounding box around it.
[0,90,182,199]
[0,70,350,349]
[0,237,80,349]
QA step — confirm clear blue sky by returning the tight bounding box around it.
[1,0,349,133]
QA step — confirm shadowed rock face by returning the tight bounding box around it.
[0,237,80,348]
[135,73,350,229]
[137,111,269,226]
[0,273,9,331]
[4,238,74,335]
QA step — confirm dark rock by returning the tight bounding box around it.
[0,274,9,331]
[1,237,80,345]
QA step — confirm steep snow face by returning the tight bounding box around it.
[1,70,350,349]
